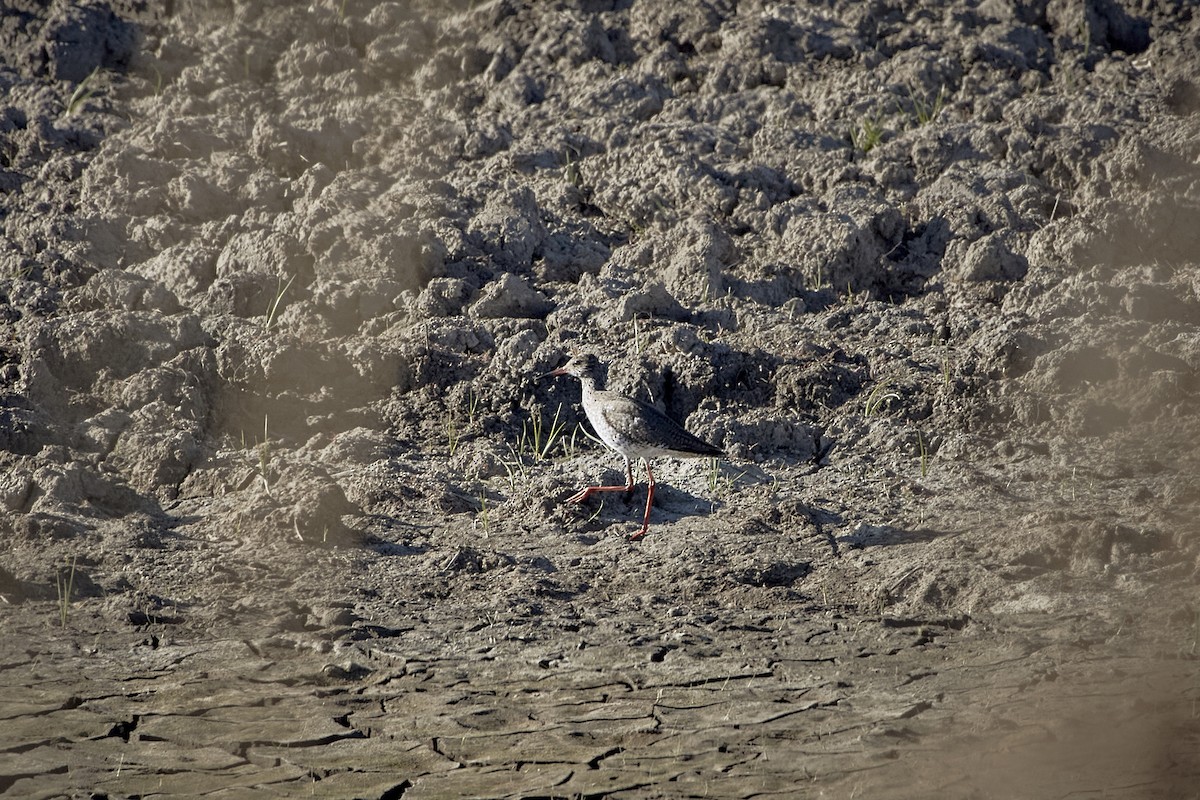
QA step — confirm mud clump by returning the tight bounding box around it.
[1,0,1199,796]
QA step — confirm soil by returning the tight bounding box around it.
[2,0,1199,797]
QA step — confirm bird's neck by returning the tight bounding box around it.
[578,374,603,399]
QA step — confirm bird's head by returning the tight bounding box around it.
[547,353,602,382]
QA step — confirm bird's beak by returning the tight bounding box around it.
[543,367,568,378]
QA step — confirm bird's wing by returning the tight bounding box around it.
[594,391,723,456]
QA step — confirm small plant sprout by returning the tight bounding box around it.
[917,428,929,478]
[445,411,461,457]
[501,447,528,494]
[563,144,582,187]
[57,555,78,628]
[585,497,605,524]
[521,404,568,462]
[560,423,605,460]
[447,388,483,457]
[265,273,295,328]
[256,415,272,492]
[804,262,829,292]
[66,67,101,116]
[476,492,490,537]
[557,425,581,460]
[864,381,901,415]
[465,389,481,429]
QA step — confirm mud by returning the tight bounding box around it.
[1,0,1199,797]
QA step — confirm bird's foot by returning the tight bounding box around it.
[627,527,649,542]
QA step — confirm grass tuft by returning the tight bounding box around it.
[445,414,461,457]
[520,404,567,462]
[908,84,947,126]
[265,274,295,328]
[501,449,526,494]
[864,381,901,416]
[850,115,884,152]
[705,456,723,497]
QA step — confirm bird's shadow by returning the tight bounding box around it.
[560,467,719,534]
[596,458,760,528]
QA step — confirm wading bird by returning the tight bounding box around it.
[547,353,724,540]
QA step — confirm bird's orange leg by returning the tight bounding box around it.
[566,458,635,505]
[628,461,655,541]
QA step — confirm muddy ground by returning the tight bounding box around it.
[2,0,1199,797]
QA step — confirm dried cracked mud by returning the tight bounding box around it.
[1,0,1199,797]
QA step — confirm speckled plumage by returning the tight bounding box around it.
[549,353,724,540]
